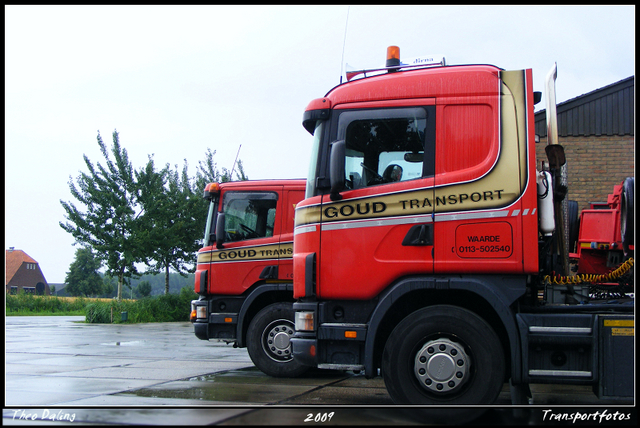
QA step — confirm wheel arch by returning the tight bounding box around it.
[366,275,525,383]
[237,283,294,348]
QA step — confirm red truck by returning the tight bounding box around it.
[190,179,309,377]
[290,47,634,421]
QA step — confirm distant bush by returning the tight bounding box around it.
[6,287,198,323]
[6,293,87,315]
[84,301,115,323]
[84,287,198,323]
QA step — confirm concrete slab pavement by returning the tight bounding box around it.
[4,316,636,425]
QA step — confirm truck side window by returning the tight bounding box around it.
[221,192,278,242]
[337,107,433,188]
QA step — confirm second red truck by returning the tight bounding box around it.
[191,179,308,377]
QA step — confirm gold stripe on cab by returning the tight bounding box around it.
[197,242,293,264]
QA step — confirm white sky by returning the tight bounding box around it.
[5,5,635,284]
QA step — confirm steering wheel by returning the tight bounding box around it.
[361,162,384,185]
[240,224,259,238]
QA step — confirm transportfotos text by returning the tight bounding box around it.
[541,409,632,423]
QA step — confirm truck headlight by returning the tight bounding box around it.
[196,305,208,320]
[295,311,315,332]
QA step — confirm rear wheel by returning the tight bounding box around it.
[382,305,505,424]
[247,302,309,378]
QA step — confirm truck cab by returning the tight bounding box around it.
[191,179,308,377]
[290,47,634,420]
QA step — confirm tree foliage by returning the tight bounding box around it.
[64,247,104,297]
[136,280,152,298]
[60,130,248,298]
[138,159,204,294]
[60,130,145,300]
[195,147,248,189]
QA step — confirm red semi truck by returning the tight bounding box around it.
[290,47,634,420]
[190,179,309,377]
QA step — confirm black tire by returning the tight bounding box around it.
[620,177,634,250]
[382,305,505,424]
[246,302,309,378]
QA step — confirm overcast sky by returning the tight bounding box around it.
[5,5,635,284]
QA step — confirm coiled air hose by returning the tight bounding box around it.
[543,257,634,285]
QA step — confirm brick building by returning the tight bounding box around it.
[5,248,50,295]
[534,76,634,213]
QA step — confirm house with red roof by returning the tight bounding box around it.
[5,248,50,295]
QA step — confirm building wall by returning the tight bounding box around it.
[535,134,634,214]
[534,76,634,215]
[6,263,50,295]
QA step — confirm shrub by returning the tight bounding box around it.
[85,302,112,323]
[6,287,198,323]
[5,293,87,315]
[83,287,198,323]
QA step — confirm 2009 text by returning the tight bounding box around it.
[304,412,335,423]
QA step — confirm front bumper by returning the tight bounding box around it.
[193,320,211,341]
[290,334,318,367]
[191,298,239,342]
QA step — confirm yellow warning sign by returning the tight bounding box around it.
[611,328,634,336]
[603,319,634,327]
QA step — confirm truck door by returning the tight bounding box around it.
[318,104,436,300]
[207,189,282,295]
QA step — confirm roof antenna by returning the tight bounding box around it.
[339,6,350,84]
[230,144,241,180]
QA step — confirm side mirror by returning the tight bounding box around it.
[215,213,226,249]
[329,140,345,201]
[533,91,542,105]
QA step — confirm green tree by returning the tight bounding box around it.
[138,148,248,295]
[61,134,250,300]
[233,159,249,181]
[60,130,146,301]
[100,276,116,298]
[138,160,204,294]
[195,147,248,190]
[136,280,152,297]
[64,247,104,297]
[195,148,221,190]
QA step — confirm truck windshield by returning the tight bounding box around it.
[221,192,278,242]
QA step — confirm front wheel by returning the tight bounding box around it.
[247,303,309,378]
[382,305,505,423]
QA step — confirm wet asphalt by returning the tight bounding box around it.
[4,316,636,426]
